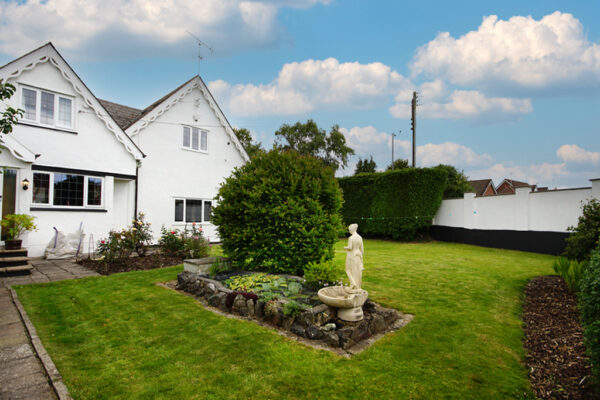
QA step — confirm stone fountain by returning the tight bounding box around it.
[318,224,368,321]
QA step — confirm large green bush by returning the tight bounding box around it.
[579,246,600,379]
[212,150,343,275]
[564,198,600,261]
[337,168,447,240]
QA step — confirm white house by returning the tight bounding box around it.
[0,43,248,257]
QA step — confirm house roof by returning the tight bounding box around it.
[98,99,143,130]
[468,179,494,197]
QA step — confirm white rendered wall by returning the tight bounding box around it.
[133,86,246,242]
[433,180,599,232]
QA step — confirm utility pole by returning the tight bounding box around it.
[411,91,417,168]
[391,131,397,170]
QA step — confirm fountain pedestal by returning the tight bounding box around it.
[317,286,369,322]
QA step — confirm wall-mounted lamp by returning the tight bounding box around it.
[21,178,30,190]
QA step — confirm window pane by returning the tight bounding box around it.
[191,128,199,150]
[185,199,202,222]
[87,177,102,206]
[175,199,184,222]
[58,97,72,127]
[53,173,83,206]
[183,127,191,148]
[22,88,37,120]
[203,201,212,222]
[32,173,50,204]
[40,91,55,124]
[201,131,207,151]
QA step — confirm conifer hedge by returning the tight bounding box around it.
[337,168,447,240]
[212,150,343,275]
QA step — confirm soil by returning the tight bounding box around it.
[77,254,184,275]
[523,275,599,399]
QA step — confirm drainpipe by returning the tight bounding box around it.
[134,161,140,219]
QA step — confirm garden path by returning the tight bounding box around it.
[0,259,99,399]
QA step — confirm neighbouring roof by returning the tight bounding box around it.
[468,179,494,196]
[503,179,531,188]
[99,77,195,130]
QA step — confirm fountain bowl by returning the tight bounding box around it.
[318,286,368,321]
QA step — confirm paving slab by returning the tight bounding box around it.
[0,258,97,400]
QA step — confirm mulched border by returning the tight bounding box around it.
[77,254,184,275]
[523,275,599,399]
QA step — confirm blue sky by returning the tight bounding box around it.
[1,0,598,187]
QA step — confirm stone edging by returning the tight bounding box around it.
[9,288,73,400]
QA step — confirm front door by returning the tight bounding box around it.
[1,169,17,241]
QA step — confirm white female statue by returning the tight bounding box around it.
[344,223,364,291]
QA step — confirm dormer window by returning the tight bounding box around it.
[21,86,74,129]
[182,126,208,152]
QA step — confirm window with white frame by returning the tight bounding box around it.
[21,86,74,129]
[174,198,212,223]
[32,172,103,207]
[182,126,208,152]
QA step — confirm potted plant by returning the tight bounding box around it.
[0,214,37,250]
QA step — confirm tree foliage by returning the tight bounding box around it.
[579,246,600,379]
[274,119,354,172]
[564,198,600,261]
[0,79,23,134]
[433,164,473,199]
[354,156,377,174]
[386,159,409,171]
[212,149,343,275]
[233,127,263,159]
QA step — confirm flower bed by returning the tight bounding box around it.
[176,269,412,352]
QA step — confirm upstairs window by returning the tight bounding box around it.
[182,126,208,152]
[21,87,74,129]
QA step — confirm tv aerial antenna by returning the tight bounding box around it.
[186,31,214,75]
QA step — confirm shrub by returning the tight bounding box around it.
[130,213,153,256]
[212,149,343,275]
[283,300,304,317]
[579,247,600,379]
[158,224,209,259]
[98,230,133,263]
[0,214,37,240]
[337,168,447,240]
[209,257,231,278]
[303,259,343,289]
[553,257,587,293]
[563,198,600,261]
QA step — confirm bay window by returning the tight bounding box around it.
[32,172,103,208]
[21,86,74,129]
[174,198,212,223]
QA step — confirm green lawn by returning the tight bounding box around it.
[15,241,554,399]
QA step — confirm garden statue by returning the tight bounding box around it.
[344,223,363,292]
[317,224,368,321]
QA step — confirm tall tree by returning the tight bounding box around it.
[274,119,355,172]
[0,80,23,134]
[354,156,377,174]
[434,164,473,198]
[233,127,263,159]
[386,159,409,171]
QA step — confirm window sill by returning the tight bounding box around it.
[181,147,208,154]
[18,121,77,134]
[30,207,107,212]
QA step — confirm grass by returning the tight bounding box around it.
[15,240,554,399]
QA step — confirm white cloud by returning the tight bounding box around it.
[417,142,493,167]
[390,89,532,122]
[209,58,411,116]
[556,144,600,164]
[0,0,331,59]
[468,162,568,186]
[410,12,600,91]
[339,126,391,152]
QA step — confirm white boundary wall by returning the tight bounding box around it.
[433,179,600,232]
